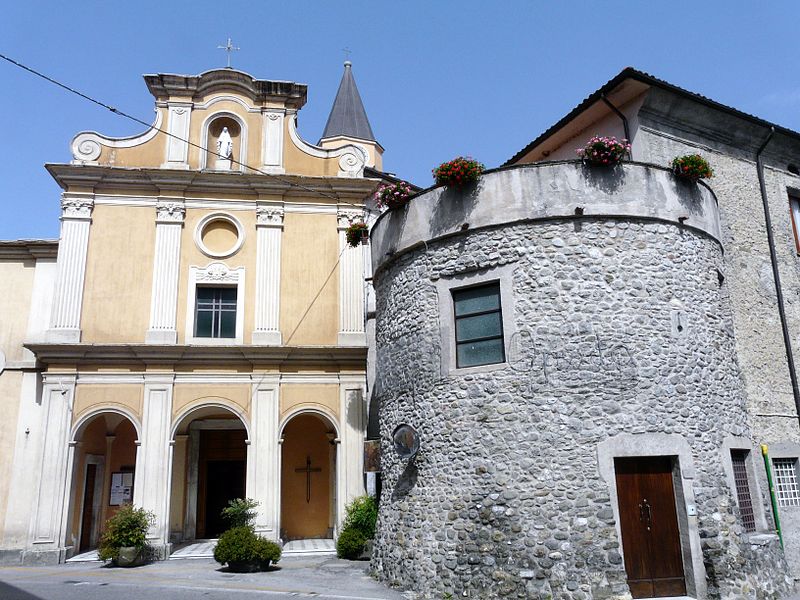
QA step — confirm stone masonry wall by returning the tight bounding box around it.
[371,218,793,599]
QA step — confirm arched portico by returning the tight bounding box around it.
[279,409,339,541]
[169,400,249,542]
[66,409,140,555]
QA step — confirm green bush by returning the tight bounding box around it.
[97,505,154,561]
[213,526,281,568]
[342,495,378,539]
[221,498,259,529]
[336,527,367,559]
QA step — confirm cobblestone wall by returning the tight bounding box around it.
[371,216,793,599]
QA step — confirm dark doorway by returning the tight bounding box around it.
[79,464,97,551]
[614,456,687,598]
[197,429,246,538]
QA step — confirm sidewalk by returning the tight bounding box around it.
[0,554,407,600]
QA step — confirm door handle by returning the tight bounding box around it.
[639,499,653,531]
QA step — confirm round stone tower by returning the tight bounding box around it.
[369,162,792,599]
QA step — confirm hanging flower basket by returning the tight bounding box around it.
[671,154,713,181]
[345,222,369,248]
[577,135,630,166]
[374,181,414,210]
[432,156,484,189]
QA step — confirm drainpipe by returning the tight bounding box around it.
[761,444,784,548]
[600,94,631,158]
[756,127,800,430]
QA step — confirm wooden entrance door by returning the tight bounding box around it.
[79,464,97,551]
[196,429,247,538]
[614,457,686,598]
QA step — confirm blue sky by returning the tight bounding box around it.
[2,1,799,239]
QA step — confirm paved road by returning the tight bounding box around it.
[0,555,408,600]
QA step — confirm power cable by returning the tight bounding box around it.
[0,52,377,209]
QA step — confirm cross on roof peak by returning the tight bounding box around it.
[217,37,240,69]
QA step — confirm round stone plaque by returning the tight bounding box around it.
[392,424,420,459]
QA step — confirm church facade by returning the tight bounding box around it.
[0,63,383,564]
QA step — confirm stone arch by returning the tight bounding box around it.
[279,406,340,439]
[169,399,250,541]
[171,398,250,440]
[279,409,339,542]
[71,405,142,443]
[66,409,140,556]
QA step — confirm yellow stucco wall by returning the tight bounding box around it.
[0,372,23,541]
[0,261,35,362]
[81,205,155,343]
[280,213,339,346]
[73,385,144,426]
[280,384,339,423]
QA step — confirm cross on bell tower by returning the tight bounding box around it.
[217,37,240,69]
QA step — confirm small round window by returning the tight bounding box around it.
[195,213,245,258]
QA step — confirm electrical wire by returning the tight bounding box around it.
[0,52,378,208]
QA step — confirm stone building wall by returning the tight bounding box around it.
[370,165,793,598]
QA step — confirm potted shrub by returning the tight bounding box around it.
[671,154,713,181]
[97,504,154,567]
[345,222,369,248]
[432,156,484,189]
[374,181,413,210]
[221,498,259,529]
[213,525,282,572]
[577,135,630,166]
[336,495,378,560]
[214,498,281,572]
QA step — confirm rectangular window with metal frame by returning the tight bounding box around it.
[452,282,505,368]
[789,195,800,254]
[194,286,237,338]
[773,457,800,507]
[730,450,756,533]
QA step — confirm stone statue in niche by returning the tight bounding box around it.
[215,126,234,170]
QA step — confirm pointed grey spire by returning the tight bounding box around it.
[320,61,376,143]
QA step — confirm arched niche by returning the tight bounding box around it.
[202,113,246,171]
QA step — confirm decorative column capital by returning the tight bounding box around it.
[60,196,94,220]
[256,206,284,228]
[155,201,186,223]
[337,208,364,230]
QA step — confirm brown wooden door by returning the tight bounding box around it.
[79,464,97,551]
[615,457,686,598]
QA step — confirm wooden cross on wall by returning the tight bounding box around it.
[295,455,321,503]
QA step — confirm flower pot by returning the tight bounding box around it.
[114,546,143,567]
[385,197,408,210]
[228,559,262,573]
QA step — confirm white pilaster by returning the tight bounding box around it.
[337,380,366,528]
[134,376,174,556]
[337,210,366,346]
[25,375,76,563]
[252,207,284,345]
[261,109,285,173]
[246,378,280,539]
[146,202,185,344]
[46,194,93,343]
[162,102,192,169]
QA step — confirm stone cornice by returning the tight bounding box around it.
[0,240,59,260]
[143,69,308,110]
[44,164,380,201]
[24,342,367,369]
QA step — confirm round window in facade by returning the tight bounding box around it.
[194,212,245,258]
